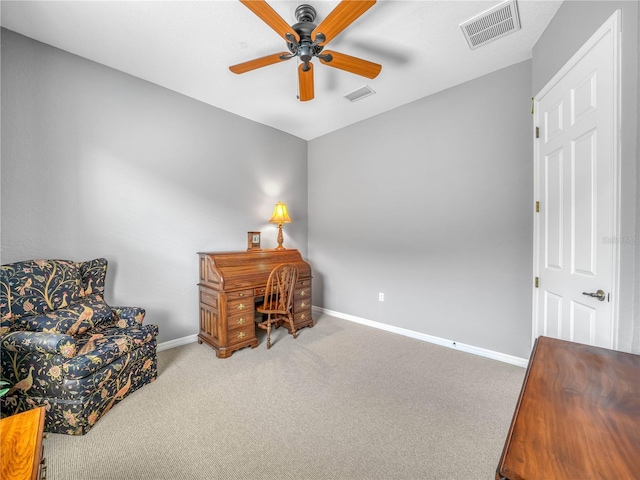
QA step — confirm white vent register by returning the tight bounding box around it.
[460,0,521,49]
[344,85,376,102]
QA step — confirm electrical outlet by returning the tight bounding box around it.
[379,292,384,302]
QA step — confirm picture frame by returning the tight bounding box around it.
[247,231,261,251]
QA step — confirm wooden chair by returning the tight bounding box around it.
[256,264,298,349]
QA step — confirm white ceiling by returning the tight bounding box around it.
[1,0,563,140]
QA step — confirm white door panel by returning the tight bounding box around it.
[533,12,620,349]
[572,129,597,277]
[544,148,563,270]
[543,291,562,337]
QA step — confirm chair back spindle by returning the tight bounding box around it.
[257,264,298,349]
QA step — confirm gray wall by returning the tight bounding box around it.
[0,29,308,344]
[532,0,640,352]
[308,60,534,359]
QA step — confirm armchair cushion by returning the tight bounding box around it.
[1,331,77,357]
[66,324,158,378]
[20,295,114,335]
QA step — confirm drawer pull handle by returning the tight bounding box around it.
[299,290,306,296]
[300,302,306,308]
[237,332,246,339]
[300,313,306,319]
[237,303,245,310]
[237,318,246,325]
[239,293,245,297]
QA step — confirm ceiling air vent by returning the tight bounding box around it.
[344,85,376,103]
[460,0,521,50]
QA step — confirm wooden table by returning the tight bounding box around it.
[0,406,46,480]
[496,336,640,480]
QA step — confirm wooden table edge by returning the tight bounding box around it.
[495,338,540,480]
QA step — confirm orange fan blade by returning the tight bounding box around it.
[298,63,314,102]
[312,0,376,45]
[319,50,381,79]
[240,0,300,43]
[229,52,292,74]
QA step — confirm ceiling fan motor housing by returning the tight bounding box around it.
[288,4,326,67]
[295,4,316,23]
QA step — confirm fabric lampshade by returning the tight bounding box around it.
[269,202,292,224]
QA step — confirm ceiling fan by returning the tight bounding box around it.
[229,0,382,101]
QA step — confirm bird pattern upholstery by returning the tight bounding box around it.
[0,258,158,435]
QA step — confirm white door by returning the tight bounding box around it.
[533,11,620,349]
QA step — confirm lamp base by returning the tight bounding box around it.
[275,223,285,250]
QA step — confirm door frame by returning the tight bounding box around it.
[532,10,622,350]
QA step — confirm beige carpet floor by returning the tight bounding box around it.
[44,314,526,479]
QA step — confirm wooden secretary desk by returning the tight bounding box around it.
[197,249,313,358]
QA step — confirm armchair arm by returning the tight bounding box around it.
[111,306,146,328]
[1,331,77,358]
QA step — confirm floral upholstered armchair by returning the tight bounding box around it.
[0,258,158,435]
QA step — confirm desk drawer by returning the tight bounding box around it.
[294,298,311,312]
[254,286,277,296]
[294,310,311,324]
[296,278,311,289]
[228,311,252,330]
[228,323,255,346]
[227,289,253,300]
[227,298,254,314]
[294,287,310,300]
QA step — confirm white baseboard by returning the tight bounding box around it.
[312,306,529,368]
[156,311,530,368]
[157,334,198,352]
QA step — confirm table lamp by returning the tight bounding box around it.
[269,201,292,250]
